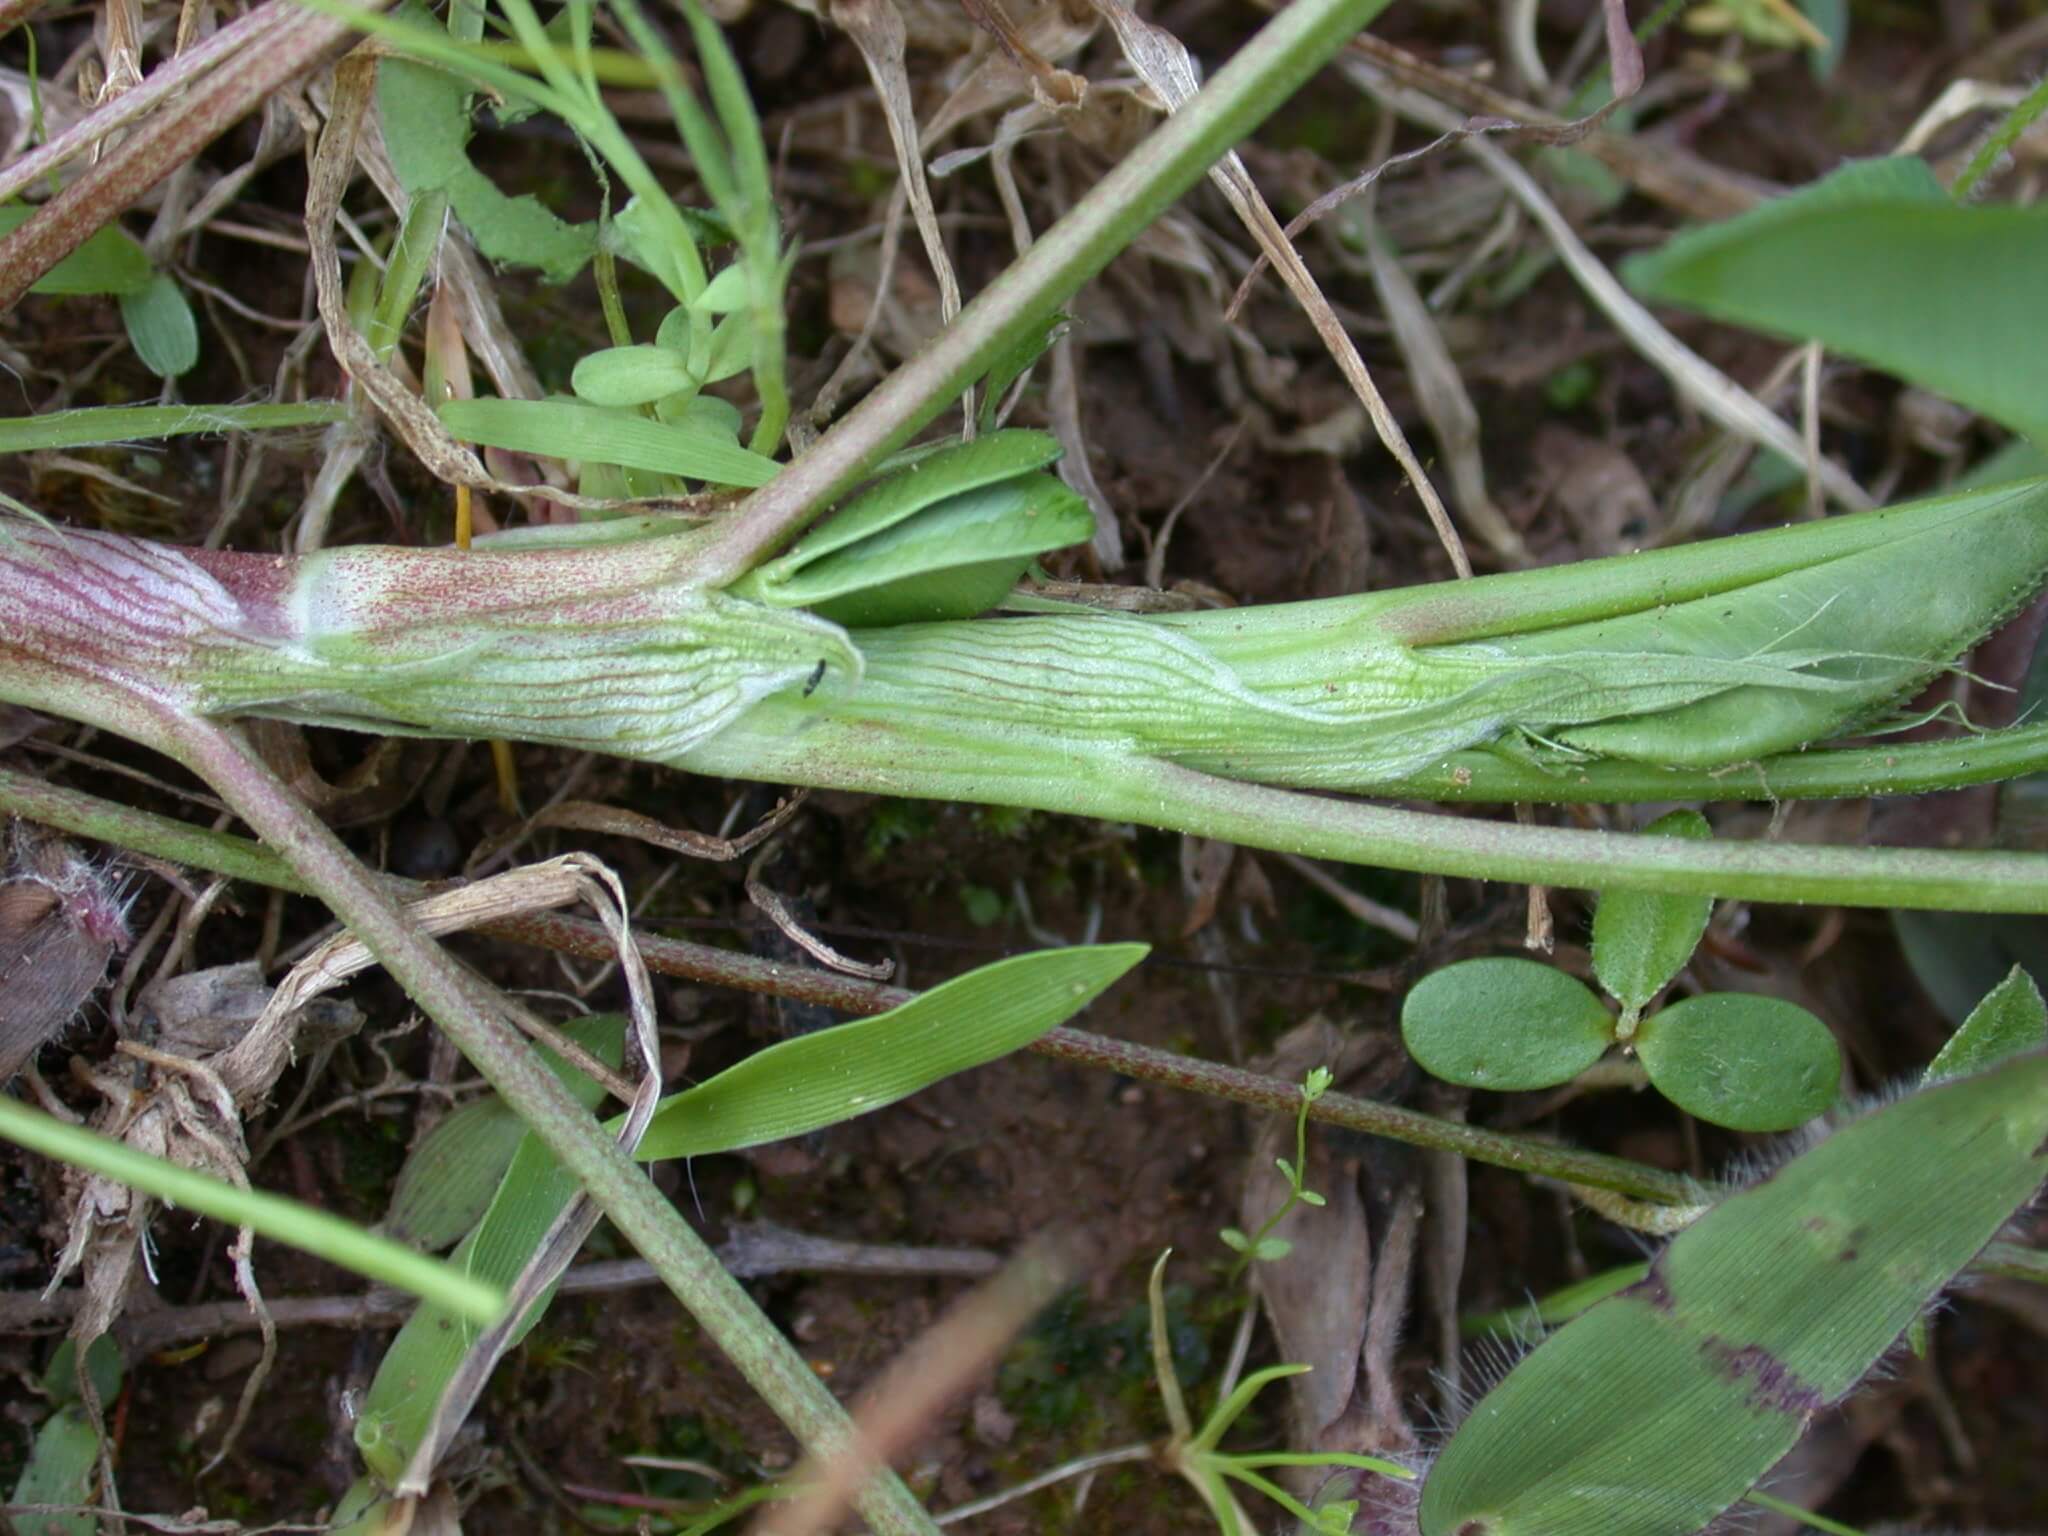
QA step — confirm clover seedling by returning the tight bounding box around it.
[1402,811,1841,1131]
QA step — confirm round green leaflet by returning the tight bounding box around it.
[1401,958,1614,1092]
[1593,808,1714,1018]
[1632,993,1840,1132]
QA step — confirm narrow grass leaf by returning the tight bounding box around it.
[1593,809,1714,1011]
[117,273,200,378]
[0,1095,505,1325]
[1633,993,1841,1131]
[438,396,779,486]
[1419,1050,2048,1536]
[1623,157,2048,442]
[0,401,346,454]
[1401,958,1613,1092]
[354,943,1145,1484]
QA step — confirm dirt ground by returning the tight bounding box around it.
[5,0,2048,1531]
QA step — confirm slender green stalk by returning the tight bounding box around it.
[687,0,1399,582]
[151,720,939,1533]
[0,1095,505,1324]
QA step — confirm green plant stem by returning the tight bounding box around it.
[687,0,1398,584]
[1952,72,2048,200]
[139,724,938,1533]
[1371,723,2048,803]
[0,764,1687,1203]
[0,1095,505,1324]
[677,720,2048,912]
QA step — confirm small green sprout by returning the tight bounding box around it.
[1403,811,1843,1132]
[1219,1065,1333,1278]
[1147,1250,1414,1536]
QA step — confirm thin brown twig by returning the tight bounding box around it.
[0,0,386,313]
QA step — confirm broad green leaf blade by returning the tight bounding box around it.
[1927,964,2048,1084]
[8,1339,125,1536]
[0,402,345,454]
[0,205,153,296]
[1400,958,1612,1091]
[118,273,200,378]
[751,430,1064,579]
[1419,1050,2048,1536]
[1623,157,2048,443]
[438,396,779,487]
[9,1407,100,1535]
[1633,993,1840,1131]
[1592,810,1714,1011]
[354,942,1145,1484]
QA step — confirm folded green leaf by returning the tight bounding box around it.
[732,431,1085,625]
[1624,157,2048,443]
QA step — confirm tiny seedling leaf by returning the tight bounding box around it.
[1926,964,2048,1084]
[1419,1049,2048,1536]
[1592,809,1713,1011]
[1623,156,2048,443]
[438,396,779,487]
[1401,957,1612,1092]
[1634,992,1841,1131]
[118,273,200,378]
